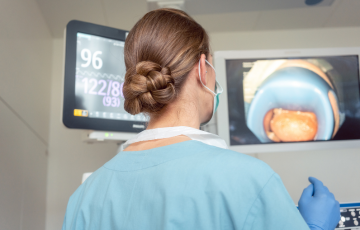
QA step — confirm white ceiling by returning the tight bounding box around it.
[185,0,334,15]
[35,0,360,38]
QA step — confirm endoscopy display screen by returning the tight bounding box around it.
[226,56,360,145]
[75,33,147,121]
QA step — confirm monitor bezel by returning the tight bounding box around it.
[340,202,360,208]
[63,20,146,133]
[214,47,360,154]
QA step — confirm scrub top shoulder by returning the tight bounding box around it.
[62,140,309,230]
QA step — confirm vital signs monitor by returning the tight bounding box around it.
[63,20,147,133]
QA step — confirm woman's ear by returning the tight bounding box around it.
[199,54,207,86]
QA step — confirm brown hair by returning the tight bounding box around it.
[123,8,210,115]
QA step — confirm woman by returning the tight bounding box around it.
[62,9,340,230]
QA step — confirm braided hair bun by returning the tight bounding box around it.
[123,61,175,115]
[123,8,209,115]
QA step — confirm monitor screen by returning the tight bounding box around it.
[75,33,147,122]
[336,203,360,229]
[225,55,360,146]
[63,20,147,133]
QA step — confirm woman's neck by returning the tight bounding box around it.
[124,98,199,152]
[146,98,201,130]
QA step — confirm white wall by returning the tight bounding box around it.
[0,0,52,229]
[209,26,360,204]
[210,26,360,51]
[45,39,119,230]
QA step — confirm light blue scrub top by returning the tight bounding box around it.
[62,140,309,230]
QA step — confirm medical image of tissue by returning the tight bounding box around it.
[264,109,318,142]
[241,59,338,143]
[225,55,360,146]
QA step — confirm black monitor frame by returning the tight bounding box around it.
[63,20,146,132]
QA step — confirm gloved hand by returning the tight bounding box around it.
[298,177,340,230]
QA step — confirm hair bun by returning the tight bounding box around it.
[123,61,176,115]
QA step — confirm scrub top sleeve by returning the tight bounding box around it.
[61,185,85,230]
[61,214,66,230]
[243,173,309,230]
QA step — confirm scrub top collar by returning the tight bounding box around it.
[121,126,228,151]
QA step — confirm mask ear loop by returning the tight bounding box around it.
[198,59,216,96]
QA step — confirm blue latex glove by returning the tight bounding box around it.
[298,177,340,230]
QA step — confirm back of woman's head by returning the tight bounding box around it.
[123,8,210,115]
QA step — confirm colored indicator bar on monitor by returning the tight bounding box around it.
[74,109,88,117]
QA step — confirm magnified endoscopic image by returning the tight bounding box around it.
[226,56,360,145]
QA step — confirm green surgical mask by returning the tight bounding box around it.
[198,59,223,126]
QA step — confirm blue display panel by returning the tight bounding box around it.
[336,203,360,229]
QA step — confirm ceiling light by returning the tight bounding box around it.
[147,0,185,11]
[305,0,323,6]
